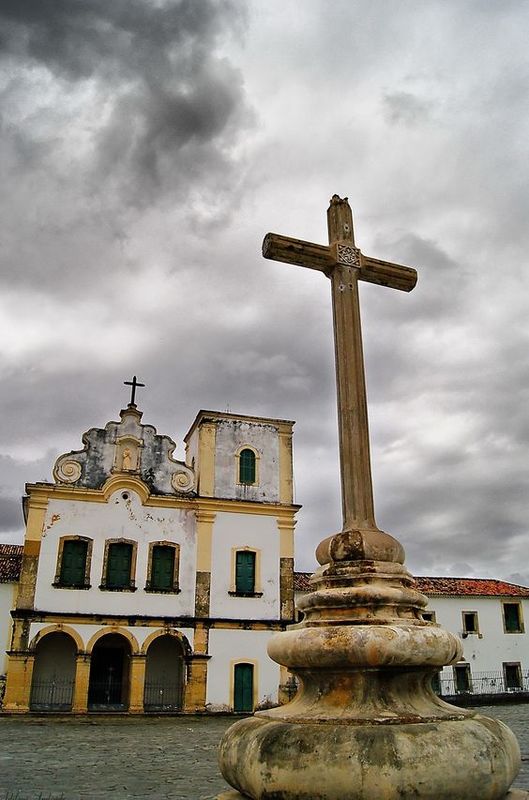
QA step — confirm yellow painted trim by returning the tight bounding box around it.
[196,511,216,572]
[230,546,262,594]
[140,629,191,655]
[196,498,300,517]
[25,495,49,542]
[3,653,35,712]
[278,428,294,505]
[277,516,296,559]
[24,481,299,515]
[29,624,84,653]
[198,422,216,497]
[230,658,259,711]
[102,475,150,503]
[86,626,140,655]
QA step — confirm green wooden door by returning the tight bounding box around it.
[60,540,88,587]
[235,551,255,594]
[106,543,132,588]
[234,663,254,712]
[151,546,175,591]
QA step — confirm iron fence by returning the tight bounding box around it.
[435,670,529,696]
[143,681,182,711]
[29,677,75,711]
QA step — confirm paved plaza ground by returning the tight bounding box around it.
[0,705,528,799]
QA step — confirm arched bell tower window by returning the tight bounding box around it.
[238,448,257,485]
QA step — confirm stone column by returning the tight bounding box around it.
[129,653,146,714]
[184,655,210,712]
[3,653,34,712]
[72,654,90,713]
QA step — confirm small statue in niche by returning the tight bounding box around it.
[122,448,133,471]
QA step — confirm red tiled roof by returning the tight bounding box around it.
[294,571,529,597]
[0,544,23,583]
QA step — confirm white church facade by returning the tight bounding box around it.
[1,400,298,714]
[2,399,529,713]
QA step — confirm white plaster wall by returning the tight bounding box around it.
[0,582,16,673]
[29,622,195,653]
[209,512,279,620]
[207,628,280,710]
[425,596,529,676]
[214,421,280,503]
[33,489,197,617]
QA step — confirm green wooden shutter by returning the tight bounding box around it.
[151,546,175,590]
[234,663,254,712]
[239,449,256,484]
[236,551,255,594]
[106,543,132,588]
[60,540,88,587]
[504,603,521,632]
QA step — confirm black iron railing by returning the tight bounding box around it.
[143,681,182,711]
[30,677,75,711]
[435,670,529,696]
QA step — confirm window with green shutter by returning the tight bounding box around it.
[151,545,175,591]
[234,663,254,712]
[59,539,88,587]
[503,602,523,633]
[235,550,256,594]
[106,543,133,589]
[239,449,256,484]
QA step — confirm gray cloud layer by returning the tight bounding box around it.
[2,0,529,587]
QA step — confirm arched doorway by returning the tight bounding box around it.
[143,635,185,711]
[30,632,77,711]
[88,633,131,711]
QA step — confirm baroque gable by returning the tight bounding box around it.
[53,405,194,496]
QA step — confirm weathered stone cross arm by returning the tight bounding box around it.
[262,233,417,292]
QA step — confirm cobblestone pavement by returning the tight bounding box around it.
[0,705,528,800]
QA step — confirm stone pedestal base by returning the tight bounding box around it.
[217,793,247,799]
[217,789,529,799]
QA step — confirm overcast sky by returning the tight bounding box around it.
[1,0,529,583]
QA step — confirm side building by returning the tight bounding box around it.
[0,545,23,700]
[3,402,298,714]
[295,573,529,700]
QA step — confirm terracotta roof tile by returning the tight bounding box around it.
[294,572,529,597]
[0,544,23,583]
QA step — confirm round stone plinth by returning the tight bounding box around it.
[217,793,248,799]
[217,789,529,800]
[219,714,521,800]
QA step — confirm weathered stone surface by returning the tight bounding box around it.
[219,714,519,800]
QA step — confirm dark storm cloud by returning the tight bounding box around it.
[0,0,250,248]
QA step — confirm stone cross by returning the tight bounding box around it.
[263,195,417,532]
[124,375,145,407]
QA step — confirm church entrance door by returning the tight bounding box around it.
[30,632,77,711]
[88,634,131,711]
[144,634,184,711]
